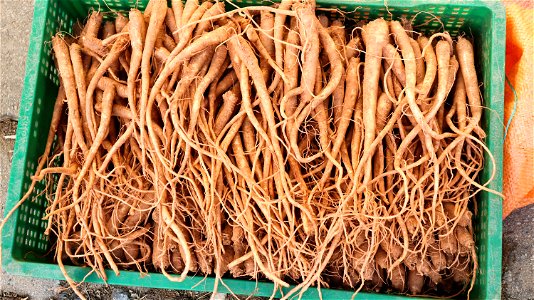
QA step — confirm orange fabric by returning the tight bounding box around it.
[502,0,534,218]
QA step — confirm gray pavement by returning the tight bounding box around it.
[502,204,534,300]
[0,1,532,299]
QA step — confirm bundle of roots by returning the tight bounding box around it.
[1,0,501,299]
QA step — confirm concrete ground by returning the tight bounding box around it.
[0,1,532,299]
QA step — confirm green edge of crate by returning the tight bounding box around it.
[2,0,505,299]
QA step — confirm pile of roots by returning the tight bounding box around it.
[2,0,501,299]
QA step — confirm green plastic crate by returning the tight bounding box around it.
[2,0,505,299]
